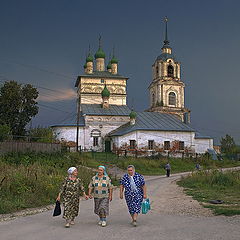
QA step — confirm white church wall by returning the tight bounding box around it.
[114,130,196,150]
[194,138,213,154]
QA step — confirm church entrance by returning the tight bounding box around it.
[105,140,111,152]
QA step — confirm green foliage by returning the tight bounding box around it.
[28,127,56,143]
[220,134,236,154]
[0,152,94,214]
[0,81,39,136]
[0,124,11,141]
[178,170,240,215]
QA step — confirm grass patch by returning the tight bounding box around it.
[178,170,240,216]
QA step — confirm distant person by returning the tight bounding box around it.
[196,163,201,171]
[165,162,171,177]
[56,167,88,228]
[120,165,147,227]
[88,166,113,227]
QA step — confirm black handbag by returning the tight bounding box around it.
[53,200,61,216]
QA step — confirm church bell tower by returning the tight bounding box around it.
[147,17,190,123]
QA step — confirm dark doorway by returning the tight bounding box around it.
[105,140,111,152]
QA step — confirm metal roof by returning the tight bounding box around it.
[75,71,128,87]
[108,111,195,136]
[81,104,131,116]
[195,132,212,139]
[51,114,85,128]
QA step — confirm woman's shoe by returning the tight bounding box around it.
[98,220,103,225]
[132,220,137,227]
[65,222,70,228]
[101,221,107,227]
[70,221,75,225]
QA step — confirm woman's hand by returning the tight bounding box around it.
[85,195,89,200]
[143,194,147,199]
[56,194,61,202]
[120,193,123,199]
[89,194,93,199]
[109,195,113,202]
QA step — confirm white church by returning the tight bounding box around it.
[52,19,213,155]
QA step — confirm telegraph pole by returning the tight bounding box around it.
[76,82,81,152]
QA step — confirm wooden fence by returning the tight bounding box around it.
[0,141,61,154]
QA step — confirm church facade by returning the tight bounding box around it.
[51,20,213,155]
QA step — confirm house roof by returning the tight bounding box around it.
[194,132,212,139]
[51,114,85,128]
[75,71,128,87]
[81,104,131,116]
[108,111,195,136]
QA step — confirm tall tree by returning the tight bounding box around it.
[220,134,236,154]
[0,81,39,136]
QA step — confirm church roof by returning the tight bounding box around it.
[81,104,131,116]
[156,53,177,61]
[108,111,195,136]
[194,131,212,139]
[75,71,128,87]
[51,114,85,128]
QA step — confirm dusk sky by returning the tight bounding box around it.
[0,0,240,144]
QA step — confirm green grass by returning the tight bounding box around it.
[178,170,240,216]
[0,151,239,214]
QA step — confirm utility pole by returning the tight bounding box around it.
[76,82,81,152]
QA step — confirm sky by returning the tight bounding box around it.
[0,0,240,144]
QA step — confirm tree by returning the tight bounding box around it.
[0,124,11,141]
[0,81,39,136]
[28,127,56,143]
[220,134,236,154]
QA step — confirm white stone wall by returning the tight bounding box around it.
[112,130,195,149]
[194,138,214,154]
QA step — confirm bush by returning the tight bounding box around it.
[0,124,11,141]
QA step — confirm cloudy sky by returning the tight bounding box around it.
[0,0,240,144]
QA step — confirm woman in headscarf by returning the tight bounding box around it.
[120,165,147,227]
[88,166,113,227]
[56,167,88,228]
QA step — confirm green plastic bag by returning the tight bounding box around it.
[141,198,151,214]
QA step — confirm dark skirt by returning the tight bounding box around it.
[94,198,109,216]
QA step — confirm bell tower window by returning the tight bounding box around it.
[152,93,155,106]
[168,92,176,106]
[167,65,174,77]
[156,66,159,77]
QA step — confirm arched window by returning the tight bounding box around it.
[168,92,176,106]
[167,65,174,77]
[156,66,159,76]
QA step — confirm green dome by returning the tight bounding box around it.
[111,56,118,64]
[86,54,93,62]
[83,63,87,68]
[107,62,112,70]
[129,111,137,119]
[101,85,110,97]
[95,47,106,59]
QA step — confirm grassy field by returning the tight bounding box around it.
[0,151,239,214]
[178,170,240,216]
[79,152,240,175]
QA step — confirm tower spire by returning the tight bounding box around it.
[163,16,170,46]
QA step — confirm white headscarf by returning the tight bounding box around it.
[68,167,77,176]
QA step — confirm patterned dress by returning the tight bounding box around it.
[88,175,113,216]
[120,173,145,215]
[59,177,85,220]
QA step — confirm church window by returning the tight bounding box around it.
[156,66,159,76]
[164,141,170,150]
[93,137,99,146]
[168,92,176,106]
[167,65,174,77]
[179,141,184,150]
[129,140,136,150]
[148,140,154,150]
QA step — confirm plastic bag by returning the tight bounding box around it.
[141,198,151,214]
[53,200,61,216]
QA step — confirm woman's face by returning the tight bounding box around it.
[72,169,78,176]
[127,167,134,176]
[98,167,104,176]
